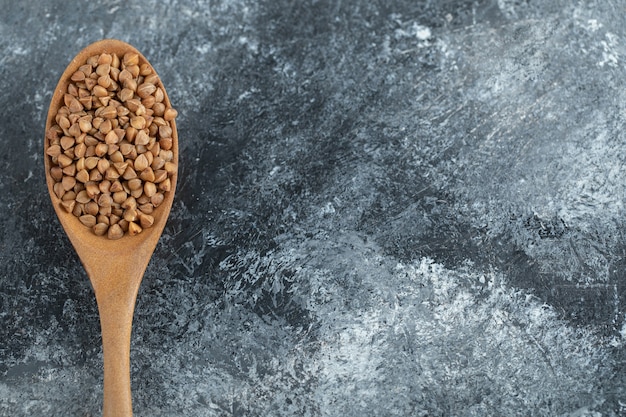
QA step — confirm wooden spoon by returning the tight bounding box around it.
[43,39,178,417]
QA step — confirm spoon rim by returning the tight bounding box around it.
[44,39,178,254]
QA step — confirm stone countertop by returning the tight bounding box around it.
[1,0,626,415]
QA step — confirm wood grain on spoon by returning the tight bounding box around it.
[44,39,178,417]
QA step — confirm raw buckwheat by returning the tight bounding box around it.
[46,51,176,239]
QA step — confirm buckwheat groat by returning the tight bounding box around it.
[45,51,177,239]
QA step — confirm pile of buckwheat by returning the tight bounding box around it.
[45,51,177,240]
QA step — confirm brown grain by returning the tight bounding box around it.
[46,50,177,239]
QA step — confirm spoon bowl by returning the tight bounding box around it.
[44,39,178,417]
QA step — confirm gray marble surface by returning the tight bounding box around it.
[1,0,626,415]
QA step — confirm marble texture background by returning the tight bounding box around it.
[1,0,626,415]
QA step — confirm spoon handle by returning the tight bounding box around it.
[97,289,136,417]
